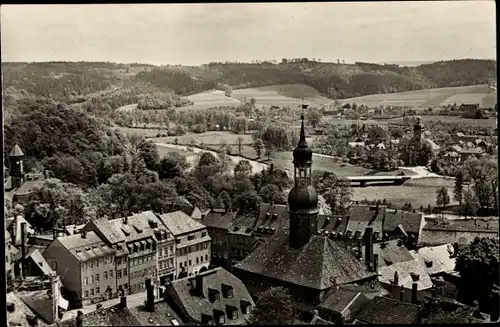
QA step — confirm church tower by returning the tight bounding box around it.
[9,144,25,189]
[288,106,319,249]
[413,116,424,150]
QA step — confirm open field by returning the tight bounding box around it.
[352,177,457,208]
[115,126,169,138]
[152,131,255,146]
[231,84,332,107]
[337,84,495,109]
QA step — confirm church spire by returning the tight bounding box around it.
[298,106,307,148]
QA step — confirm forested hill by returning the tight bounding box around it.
[2,59,496,101]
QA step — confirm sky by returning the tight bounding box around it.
[1,2,496,66]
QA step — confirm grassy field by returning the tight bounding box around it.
[352,177,457,208]
[231,84,332,108]
[338,84,495,109]
[152,131,255,145]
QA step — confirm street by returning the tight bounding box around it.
[60,290,147,321]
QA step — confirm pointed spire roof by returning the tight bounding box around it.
[293,106,312,164]
[9,144,24,157]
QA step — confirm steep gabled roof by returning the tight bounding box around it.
[89,218,125,244]
[160,211,206,236]
[347,205,386,238]
[234,231,376,290]
[203,210,235,230]
[383,209,423,235]
[355,296,421,324]
[378,258,433,291]
[361,240,414,268]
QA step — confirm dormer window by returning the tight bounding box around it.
[226,305,238,320]
[241,300,252,314]
[213,309,225,325]
[202,232,207,237]
[209,288,221,303]
[188,235,195,241]
[201,314,214,325]
[222,284,233,298]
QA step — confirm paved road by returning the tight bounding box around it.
[60,290,148,321]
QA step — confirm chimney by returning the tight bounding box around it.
[431,286,437,298]
[393,271,399,286]
[21,222,26,280]
[194,274,204,297]
[145,279,154,312]
[411,282,418,304]
[365,227,374,268]
[373,254,379,272]
[76,311,83,327]
[272,213,278,220]
[120,296,127,309]
[81,231,86,239]
[201,214,206,221]
[410,272,420,282]
[313,309,319,317]
[399,285,405,301]
[265,213,270,219]
[123,216,128,224]
[373,230,380,240]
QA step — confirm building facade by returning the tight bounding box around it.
[160,211,211,278]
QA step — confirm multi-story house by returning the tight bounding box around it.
[202,209,234,270]
[160,211,211,279]
[83,217,130,296]
[42,230,116,305]
[112,214,157,295]
[129,211,176,291]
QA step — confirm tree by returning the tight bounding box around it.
[237,136,244,155]
[234,160,253,176]
[137,139,160,171]
[253,138,264,158]
[455,237,499,313]
[264,143,275,161]
[461,189,480,219]
[216,190,232,211]
[158,153,190,179]
[307,108,322,128]
[248,287,296,325]
[313,171,352,215]
[258,184,287,204]
[454,170,464,206]
[436,187,450,210]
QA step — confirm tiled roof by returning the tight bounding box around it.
[19,290,56,324]
[383,210,423,235]
[317,215,349,234]
[378,258,433,291]
[160,211,206,236]
[168,267,254,324]
[110,211,156,243]
[355,296,422,324]
[253,203,289,233]
[79,304,141,326]
[10,144,25,157]
[203,210,235,230]
[129,211,172,240]
[5,176,12,190]
[234,231,376,290]
[318,286,369,314]
[64,224,86,236]
[425,139,441,151]
[410,244,456,276]
[88,218,125,244]
[15,180,44,195]
[361,240,414,267]
[7,292,39,327]
[229,211,259,235]
[347,205,386,238]
[128,301,184,326]
[57,231,114,262]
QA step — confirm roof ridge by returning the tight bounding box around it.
[374,296,422,307]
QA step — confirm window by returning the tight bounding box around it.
[53,260,58,270]
[203,243,208,249]
[228,289,233,298]
[158,248,163,258]
[89,260,93,268]
[184,261,187,267]
[95,274,99,282]
[117,257,121,265]
[117,270,122,279]
[142,257,145,264]
[84,262,87,270]
[180,262,183,268]
[189,260,192,266]
[96,258,99,268]
[169,245,173,254]
[104,272,108,280]
[91,275,94,284]
[96,287,100,294]
[205,255,208,261]
[109,270,113,278]
[219,315,225,324]
[123,268,127,276]
[202,232,207,237]
[90,289,94,296]
[188,235,195,241]
[201,256,204,263]
[176,239,181,244]
[85,291,89,298]
[196,257,199,264]
[188,247,192,254]
[6,255,8,263]
[214,294,220,302]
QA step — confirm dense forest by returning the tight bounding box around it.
[3,59,496,103]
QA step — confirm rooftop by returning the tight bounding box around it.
[10,144,25,157]
[422,218,498,232]
[15,180,44,196]
[57,231,114,262]
[383,209,423,235]
[361,239,414,268]
[377,258,433,291]
[355,296,422,324]
[168,267,254,325]
[235,230,376,291]
[317,215,349,234]
[87,218,125,244]
[160,211,206,236]
[410,244,457,276]
[347,205,386,239]
[19,290,57,324]
[318,286,370,315]
[202,210,235,230]
[109,211,156,243]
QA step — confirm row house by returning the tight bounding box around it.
[42,231,117,305]
[202,209,234,270]
[160,211,211,279]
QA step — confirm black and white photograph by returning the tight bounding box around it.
[1,2,498,325]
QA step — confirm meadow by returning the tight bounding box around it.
[337,84,495,109]
[231,84,332,108]
[352,177,457,208]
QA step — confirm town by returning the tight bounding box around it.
[3,3,498,327]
